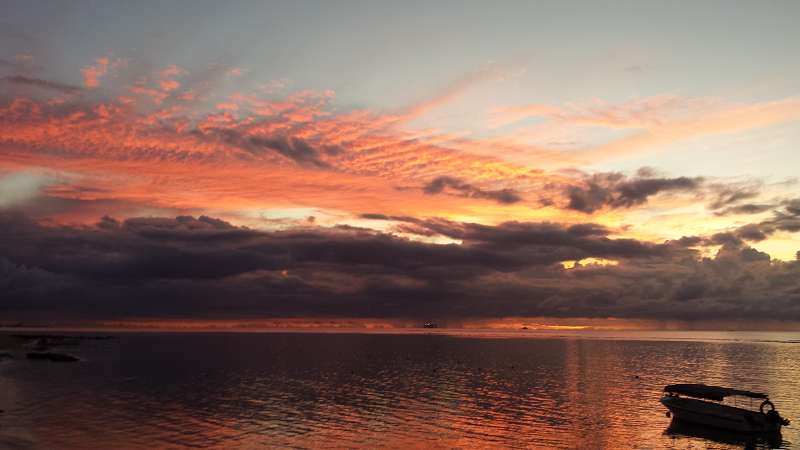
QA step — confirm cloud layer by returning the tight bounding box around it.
[423,176,522,204]
[2,212,798,323]
[1,53,799,323]
[565,172,703,213]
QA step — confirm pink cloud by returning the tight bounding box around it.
[216,103,239,111]
[81,58,109,88]
[159,79,181,92]
[80,57,127,89]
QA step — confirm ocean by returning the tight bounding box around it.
[1,330,799,449]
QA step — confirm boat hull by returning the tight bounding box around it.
[661,396,781,433]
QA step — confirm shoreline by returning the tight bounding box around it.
[2,327,800,345]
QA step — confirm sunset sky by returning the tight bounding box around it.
[2,1,800,325]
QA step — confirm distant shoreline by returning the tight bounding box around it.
[2,327,800,345]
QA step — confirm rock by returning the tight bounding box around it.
[26,352,79,362]
[13,334,112,341]
[14,334,103,351]
[28,338,53,351]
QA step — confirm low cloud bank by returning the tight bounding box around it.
[1,212,798,323]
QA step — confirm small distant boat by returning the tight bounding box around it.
[422,322,438,329]
[661,384,790,433]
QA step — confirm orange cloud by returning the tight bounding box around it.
[3,60,797,259]
[579,96,800,162]
[79,57,129,89]
[159,79,181,92]
[490,95,800,164]
[491,96,711,129]
[0,71,569,228]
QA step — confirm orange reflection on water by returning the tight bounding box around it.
[1,331,798,448]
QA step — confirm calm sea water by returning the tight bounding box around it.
[1,330,799,449]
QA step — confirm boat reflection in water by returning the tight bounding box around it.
[665,418,785,449]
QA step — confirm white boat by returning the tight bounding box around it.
[661,384,790,433]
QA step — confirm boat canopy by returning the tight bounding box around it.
[664,384,768,401]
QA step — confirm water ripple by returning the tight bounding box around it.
[1,332,798,449]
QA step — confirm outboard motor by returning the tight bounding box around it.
[767,410,790,426]
[762,400,791,426]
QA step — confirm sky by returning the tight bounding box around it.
[1,1,800,326]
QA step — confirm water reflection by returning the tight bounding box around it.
[665,418,785,449]
[0,332,798,448]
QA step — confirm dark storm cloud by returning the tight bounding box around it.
[3,211,798,322]
[423,176,522,204]
[3,75,83,94]
[566,172,703,213]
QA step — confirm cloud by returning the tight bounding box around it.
[204,129,335,168]
[0,64,567,222]
[81,57,109,88]
[713,203,773,216]
[422,176,522,204]
[578,97,800,162]
[678,197,800,246]
[491,95,800,165]
[565,171,703,213]
[0,58,797,267]
[1,212,798,322]
[784,198,800,216]
[490,95,707,129]
[0,172,52,208]
[3,75,83,94]
[398,67,511,122]
[707,184,761,210]
[734,198,800,239]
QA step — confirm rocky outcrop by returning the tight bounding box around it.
[26,352,79,362]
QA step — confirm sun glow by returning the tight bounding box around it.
[560,258,620,269]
